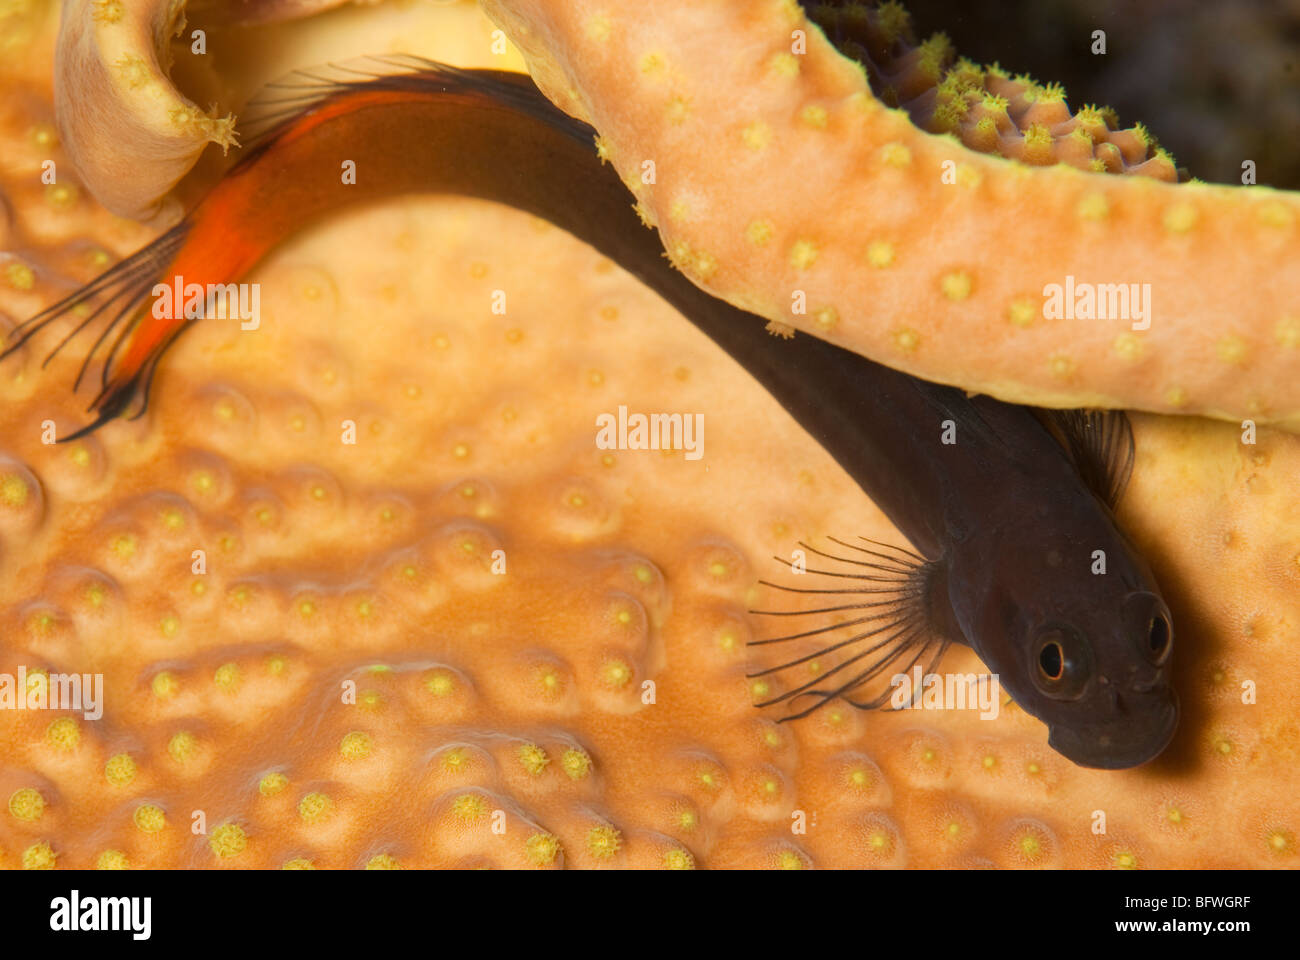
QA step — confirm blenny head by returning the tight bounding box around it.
[947,478,1179,770]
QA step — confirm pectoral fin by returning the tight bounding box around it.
[747,537,953,720]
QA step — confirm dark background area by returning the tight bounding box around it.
[838,0,1300,189]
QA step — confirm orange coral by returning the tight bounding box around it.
[1,0,1298,871]
[481,0,1300,428]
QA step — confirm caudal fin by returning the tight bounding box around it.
[0,222,190,439]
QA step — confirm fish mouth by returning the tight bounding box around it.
[1047,696,1180,770]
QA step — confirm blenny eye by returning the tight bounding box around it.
[1033,626,1092,699]
[1146,615,1171,664]
[1038,640,1064,681]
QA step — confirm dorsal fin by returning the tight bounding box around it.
[236,56,589,152]
[1040,409,1135,509]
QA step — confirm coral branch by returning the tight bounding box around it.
[482,0,1300,428]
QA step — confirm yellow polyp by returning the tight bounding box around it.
[692,250,718,280]
[1006,298,1037,327]
[283,858,315,870]
[940,271,972,301]
[663,848,695,870]
[1165,385,1188,407]
[365,854,401,870]
[880,142,912,167]
[453,793,488,822]
[814,306,839,331]
[776,849,805,870]
[742,121,771,151]
[750,679,771,699]
[109,532,137,559]
[425,670,455,696]
[1216,335,1248,365]
[1256,201,1294,229]
[527,833,561,865]
[1266,314,1300,350]
[8,788,44,821]
[891,327,921,353]
[1113,850,1138,870]
[866,240,895,268]
[151,671,178,699]
[800,104,828,128]
[298,792,331,823]
[561,747,592,780]
[1077,192,1110,221]
[789,239,819,270]
[746,219,774,246]
[1162,201,1199,234]
[1265,830,1293,854]
[917,32,953,80]
[46,717,80,751]
[955,163,982,189]
[847,768,872,791]
[587,824,622,859]
[22,841,56,870]
[518,743,550,776]
[213,662,240,690]
[44,182,77,210]
[105,753,136,786]
[112,54,151,90]
[3,262,35,290]
[667,199,690,223]
[584,13,610,41]
[167,731,196,764]
[443,747,477,773]
[1048,353,1075,379]
[91,0,123,23]
[1113,333,1143,360]
[359,689,384,711]
[339,731,373,761]
[96,850,129,870]
[259,772,288,796]
[602,660,632,688]
[209,823,247,858]
[0,473,29,506]
[134,804,166,833]
[665,94,691,124]
[768,52,800,78]
[638,51,665,75]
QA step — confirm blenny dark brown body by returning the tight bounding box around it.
[4,60,1178,768]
